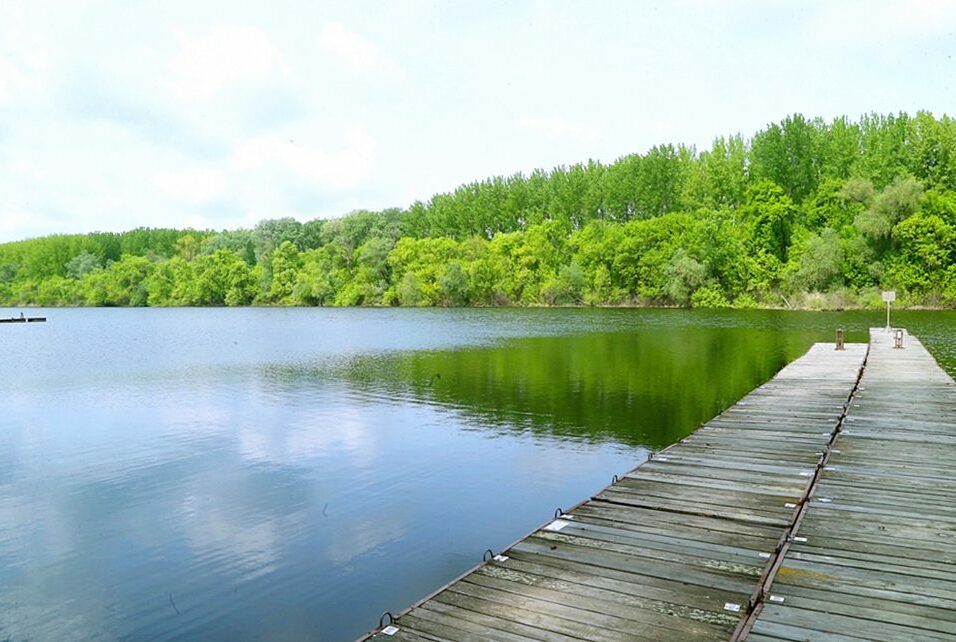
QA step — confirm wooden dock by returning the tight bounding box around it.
[0,315,46,323]
[359,329,956,641]
[742,329,956,640]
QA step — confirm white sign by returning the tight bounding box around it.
[882,290,896,303]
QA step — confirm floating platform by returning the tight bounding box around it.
[0,316,47,323]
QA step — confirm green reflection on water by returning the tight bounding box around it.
[341,325,833,449]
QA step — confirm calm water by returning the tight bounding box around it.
[2,308,955,641]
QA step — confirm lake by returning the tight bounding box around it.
[2,308,955,641]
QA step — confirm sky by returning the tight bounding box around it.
[0,0,954,242]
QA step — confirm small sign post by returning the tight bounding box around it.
[882,291,896,331]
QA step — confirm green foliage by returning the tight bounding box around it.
[64,251,102,279]
[191,250,256,306]
[803,178,862,230]
[838,177,876,205]
[541,263,585,306]
[201,230,256,264]
[750,114,821,202]
[4,112,956,308]
[886,213,955,294]
[690,285,730,308]
[292,249,337,305]
[664,250,707,306]
[439,262,470,306]
[80,255,154,306]
[785,228,844,293]
[396,272,424,306]
[732,293,759,309]
[268,241,303,303]
[387,237,463,305]
[740,180,797,263]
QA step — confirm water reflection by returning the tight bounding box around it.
[2,308,956,641]
[319,326,826,449]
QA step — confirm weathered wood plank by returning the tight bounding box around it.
[757,603,956,641]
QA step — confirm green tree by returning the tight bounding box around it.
[663,249,707,306]
[269,241,302,303]
[65,251,102,279]
[439,262,470,306]
[739,180,797,264]
[887,213,955,294]
[191,250,256,305]
[541,263,586,305]
[786,228,844,292]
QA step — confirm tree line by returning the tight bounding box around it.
[2,111,956,309]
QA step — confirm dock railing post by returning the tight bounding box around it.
[835,328,845,350]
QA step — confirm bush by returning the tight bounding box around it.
[690,285,730,308]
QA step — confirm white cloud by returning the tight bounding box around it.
[230,126,377,190]
[318,22,401,75]
[886,0,956,35]
[0,2,51,106]
[0,210,31,237]
[811,0,956,46]
[0,55,32,105]
[152,167,228,203]
[165,25,294,101]
[517,115,600,145]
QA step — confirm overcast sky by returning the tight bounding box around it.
[0,0,954,242]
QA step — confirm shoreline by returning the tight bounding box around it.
[2,302,953,312]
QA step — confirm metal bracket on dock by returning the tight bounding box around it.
[482,548,510,563]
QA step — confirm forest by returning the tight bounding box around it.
[2,111,956,309]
